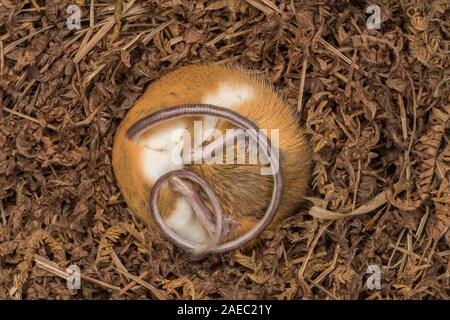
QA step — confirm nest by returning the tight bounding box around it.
[0,0,449,299]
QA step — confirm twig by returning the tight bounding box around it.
[314,244,340,284]
[142,20,174,45]
[119,271,149,296]
[297,56,308,114]
[2,106,58,131]
[307,182,406,220]
[259,0,283,14]
[387,229,405,270]
[352,35,400,74]
[298,221,332,280]
[388,243,425,262]
[352,160,362,213]
[81,64,107,89]
[415,207,429,240]
[244,0,368,77]
[244,0,278,15]
[110,250,167,300]
[402,71,418,181]
[0,199,6,225]
[30,0,41,12]
[206,19,247,47]
[4,26,54,54]
[433,77,450,97]
[290,251,327,264]
[318,38,368,77]
[0,40,4,76]
[308,192,384,219]
[74,0,136,63]
[306,278,337,299]
[34,255,123,292]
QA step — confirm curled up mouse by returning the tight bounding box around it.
[112,64,311,255]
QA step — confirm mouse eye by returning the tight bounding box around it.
[143,144,167,152]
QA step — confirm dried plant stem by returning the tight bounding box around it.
[244,0,277,15]
[118,271,149,296]
[0,199,6,225]
[352,160,362,213]
[308,190,386,220]
[3,107,58,131]
[0,40,4,76]
[110,250,167,300]
[297,56,308,114]
[34,255,123,292]
[30,0,41,12]
[306,278,337,299]
[298,221,333,280]
[389,243,426,262]
[314,244,340,284]
[244,0,369,77]
[4,26,54,54]
[74,0,136,63]
[318,38,369,77]
[387,229,406,270]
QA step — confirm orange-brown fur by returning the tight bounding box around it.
[112,64,310,245]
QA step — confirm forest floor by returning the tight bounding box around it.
[0,0,449,299]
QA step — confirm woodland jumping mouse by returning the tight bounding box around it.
[112,64,310,253]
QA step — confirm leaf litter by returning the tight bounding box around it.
[0,0,449,299]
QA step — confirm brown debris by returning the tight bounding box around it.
[0,0,449,300]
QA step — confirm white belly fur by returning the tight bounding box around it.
[165,197,209,244]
